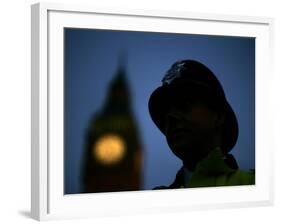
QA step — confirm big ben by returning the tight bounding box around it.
[82,57,143,193]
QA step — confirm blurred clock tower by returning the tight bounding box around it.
[82,55,143,193]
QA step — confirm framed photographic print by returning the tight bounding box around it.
[31,2,274,221]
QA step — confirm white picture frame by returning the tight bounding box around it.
[31,2,274,221]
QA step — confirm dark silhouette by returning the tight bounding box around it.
[148,60,254,189]
[81,56,143,193]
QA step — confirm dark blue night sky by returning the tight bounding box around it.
[64,28,255,194]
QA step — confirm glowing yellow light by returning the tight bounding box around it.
[93,134,126,165]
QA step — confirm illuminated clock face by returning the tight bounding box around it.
[93,134,126,165]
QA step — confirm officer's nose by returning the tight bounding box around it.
[166,112,181,124]
[165,109,184,136]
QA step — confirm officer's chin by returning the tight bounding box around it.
[168,139,203,164]
[167,140,193,160]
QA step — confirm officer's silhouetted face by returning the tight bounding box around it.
[165,98,224,171]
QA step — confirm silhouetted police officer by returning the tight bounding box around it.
[148,60,255,189]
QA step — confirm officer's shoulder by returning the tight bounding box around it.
[237,168,255,175]
[234,168,255,185]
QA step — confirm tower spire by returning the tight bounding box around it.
[100,49,131,116]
